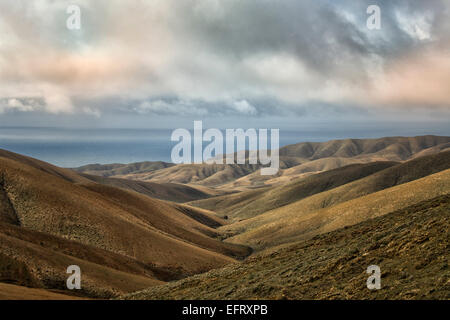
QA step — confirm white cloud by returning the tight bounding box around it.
[0,98,36,113]
[232,100,257,115]
[134,100,208,116]
[396,11,433,41]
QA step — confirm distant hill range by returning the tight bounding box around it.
[74,135,450,189]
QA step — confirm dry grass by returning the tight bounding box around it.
[221,151,450,248]
[73,161,175,177]
[79,174,211,203]
[125,195,450,300]
[0,283,88,300]
[225,168,450,250]
[189,161,397,220]
[0,151,251,298]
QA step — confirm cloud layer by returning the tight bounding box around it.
[0,0,449,120]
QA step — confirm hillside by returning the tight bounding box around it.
[224,168,450,250]
[189,161,398,220]
[78,135,450,188]
[0,283,87,300]
[0,152,251,298]
[0,149,209,203]
[278,135,450,161]
[224,136,450,189]
[73,161,175,177]
[0,149,91,184]
[80,173,211,203]
[220,151,450,244]
[125,195,450,300]
[0,221,164,298]
[121,163,260,186]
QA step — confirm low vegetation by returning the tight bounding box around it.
[125,195,450,300]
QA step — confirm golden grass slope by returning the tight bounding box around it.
[217,137,450,189]
[125,163,259,186]
[220,151,450,242]
[279,135,450,161]
[74,161,175,177]
[189,161,397,220]
[0,148,212,203]
[0,149,91,184]
[225,168,450,250]
[125,195,450,300]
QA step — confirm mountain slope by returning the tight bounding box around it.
[73,161,175,177]
[0,148,212,203]
[0,222,163,298]
[279,135,450,161]
[221,150,450,244]
[189,161,397,220]
[0,283,87,300]
[220,136,450,189]
[125,163,260,186]
[0,156,249,263]
[0,149,91,184]
[225,168,450,250]
[80,173,211,203]
[0,152,251,298]
[125,194,450,300]
[90,135,450,188]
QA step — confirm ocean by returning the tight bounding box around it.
[1,126,448,168]
[0,127,316,167]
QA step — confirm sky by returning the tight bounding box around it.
[0,0,449,133]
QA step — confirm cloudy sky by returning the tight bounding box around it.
[0,0,449,133]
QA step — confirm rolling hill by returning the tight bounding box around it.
[188,161,398,220]
[195,150,450,222]
[0,150,251,298]
[278,135,450,161]
[223,165,450,250]
[76,135,450,189]
[0,283,87,300]
[79,173,212,203]
[73,161,175,177]
[125,194,450,300]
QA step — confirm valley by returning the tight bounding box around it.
[0,135,449,300]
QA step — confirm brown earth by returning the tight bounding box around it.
[221,151,450,248]
[188,161,398,220]
[0,283,87,300]
[0,150,251,298]
[124,195,450,300]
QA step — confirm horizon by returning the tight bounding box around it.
[1,126,449,167]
